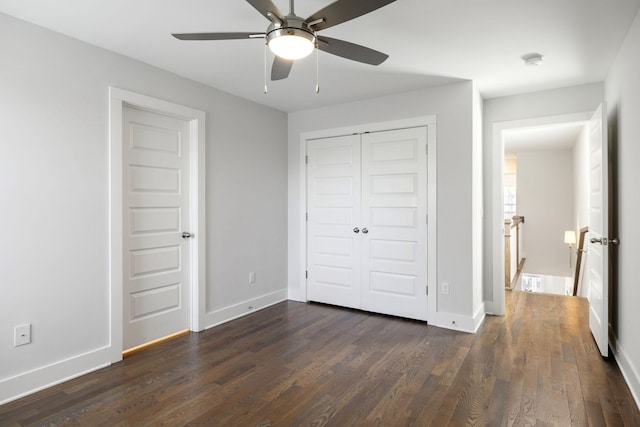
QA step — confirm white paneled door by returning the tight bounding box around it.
[122,106,191,350]
[361,129,428,320]
[307,135,362,309]
[587,104,609,357]
[307,127,429,321]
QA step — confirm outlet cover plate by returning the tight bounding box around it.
[14,324,31,347]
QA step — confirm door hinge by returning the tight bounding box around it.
[306,212,308,221]
[305,270,308,279]
[426,286,428,295]
[426,214,428,224]
[305,155,308,164]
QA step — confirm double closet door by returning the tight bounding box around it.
[306,127,429,321]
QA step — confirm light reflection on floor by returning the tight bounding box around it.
[518,273,574,296]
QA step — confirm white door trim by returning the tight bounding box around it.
[108,87,206,363]
[489,111,592,316]
[298,116,437,323]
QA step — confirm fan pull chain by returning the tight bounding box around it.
[315,37,320,94]
[263,42,268,94]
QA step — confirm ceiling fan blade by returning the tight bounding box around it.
[317,36,389,65]
[172,32,264,41]
[306,0,396,31]
[271,56,294,81]
[246,0,283,21]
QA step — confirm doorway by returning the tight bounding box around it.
[109,88,206,363]
[493,107,610,357]
[503,122,588,294]
[491,112,592,314]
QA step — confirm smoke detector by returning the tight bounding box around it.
[522,53,544,66]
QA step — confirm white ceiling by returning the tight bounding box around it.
[1,0,638,112]
[504,124,586,154]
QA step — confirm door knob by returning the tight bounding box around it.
[590,237,617,245]
[362,228,369,234]
[590,237,604,244]
[353,227,360,233]
[182,232,193,239]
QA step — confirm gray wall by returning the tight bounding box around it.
[0,12,287,403]
[604,7,640,405]
[517,149,575,277]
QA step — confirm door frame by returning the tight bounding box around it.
[489,111,592,315]
[298,116,437,323]
[108,87,206,363]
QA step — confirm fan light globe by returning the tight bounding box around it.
[268,29,315,60]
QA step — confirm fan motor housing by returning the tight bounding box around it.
[266,15,316,46]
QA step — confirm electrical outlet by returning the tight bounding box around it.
[442,282,450,295]
[14,324,31,347]
[249,272,256,284]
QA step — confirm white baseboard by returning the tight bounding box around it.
[473,303,487,332]
[432,307,485,334]
[287,289,304,302]
[289,287,487,334]
[610,328,640,410]
[0,346,111,405]
[203,289,288,330]
[483,299,504,316]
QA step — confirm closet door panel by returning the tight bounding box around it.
[307,135,362,309]
[361,127,428,321]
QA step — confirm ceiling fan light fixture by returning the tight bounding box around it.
[267,28,315,60]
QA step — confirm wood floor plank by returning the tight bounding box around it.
[1,294,639,426]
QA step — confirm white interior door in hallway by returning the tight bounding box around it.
[587,104,611,357]
[122,105,192,350]
[306,127,429,321]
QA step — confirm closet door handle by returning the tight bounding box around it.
[353,227,360,233]
[362,228,368,234]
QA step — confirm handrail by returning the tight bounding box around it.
[573,226,589,296]
[505,219,512,287]
[505,215,525,288]
[510,215,524,228]
[504,215,524,289]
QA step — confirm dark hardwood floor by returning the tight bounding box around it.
[2,291,639,426]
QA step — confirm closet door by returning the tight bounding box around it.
[307,135,361,309]
[361,128,428,320]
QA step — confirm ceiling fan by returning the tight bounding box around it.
[172,0,396,81]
